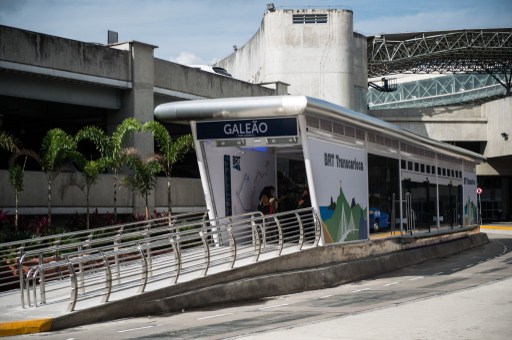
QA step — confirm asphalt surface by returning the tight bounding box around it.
[11,230,512,340]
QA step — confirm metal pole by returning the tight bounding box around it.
[478,194,482,225]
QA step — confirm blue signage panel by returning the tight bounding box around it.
[196,117,298,140]
[224,155,232,216]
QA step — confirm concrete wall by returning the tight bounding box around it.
[483,96,512,159]
[353,33,368,113]
[216,9,358,110]
[154,59,276,99]
[370,104,487,141]
[0,25,130,81]
[0,170,206,216]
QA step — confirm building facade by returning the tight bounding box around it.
[0,25,284,216]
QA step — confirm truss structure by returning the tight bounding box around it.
[368,29,512,78]
[367,74,506,109]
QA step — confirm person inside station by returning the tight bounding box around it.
[258,186,278,215]
[297,187,311,209]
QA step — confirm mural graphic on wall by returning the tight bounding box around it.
[463,172,478,225]
[308,137,368,243]
[321,182,368,243]
[464,196,478,225]
[202,142,276,217]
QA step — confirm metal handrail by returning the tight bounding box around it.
[18,223,197,308]
[15,207,321,312]
[1,210,208,290]
[13,212,208,307]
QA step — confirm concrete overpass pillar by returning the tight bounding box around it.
[109,41,157,216]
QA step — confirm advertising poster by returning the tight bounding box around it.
[307,137,368,243]
[463,171,478,225]
[202,141,276,217]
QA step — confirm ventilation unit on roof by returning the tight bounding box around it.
[292,14,328,24]
[108,30,118,44]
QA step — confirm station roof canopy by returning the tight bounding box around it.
[155,95,486,163]
[367,28,512,77]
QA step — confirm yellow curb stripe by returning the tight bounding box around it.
[370,231,400,239]
[481,225,512,231]
[0,318,52,337]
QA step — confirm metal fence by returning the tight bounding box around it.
[2,208,321,312]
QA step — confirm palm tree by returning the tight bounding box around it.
[0,131,19,153]
[8,150,40,230]
[122,148,161,220]
[76,118,141,220]
[69,155,107,229]
[41,128,78,226]
[143,121,194,218]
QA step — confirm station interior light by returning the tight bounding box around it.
[216,139,246,147]
[266,136,298,145]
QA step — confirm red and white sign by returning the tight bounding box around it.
[476,187,483,195]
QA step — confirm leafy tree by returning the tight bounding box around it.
[122,148,161,220]
[76,118,141,220]
[41,128,78,226]
[143,121,194,217]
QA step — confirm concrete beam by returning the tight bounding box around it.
[0,70,122,109]
[0,25,130,81]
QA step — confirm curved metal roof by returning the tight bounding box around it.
[367,28,512,78]
[155,95,485,162]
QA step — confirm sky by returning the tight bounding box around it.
[1,0,511,65]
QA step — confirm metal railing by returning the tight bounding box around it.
[0,211,208,294]
[9,208,321,312]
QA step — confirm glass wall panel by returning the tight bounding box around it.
[402,180,436,231]
[368,154,399,233]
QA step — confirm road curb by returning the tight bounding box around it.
[0,318,53,337]
[481,225,512,230]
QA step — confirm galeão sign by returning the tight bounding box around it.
[196,117,298,140]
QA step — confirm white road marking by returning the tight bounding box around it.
[197,312,234,320]
[319,295,333,299]
[258,303,289,310]
[434,272,444,275]
[117,325,155,333]
[352,288,371,293]
[409,276,424,281]
[384,281,400,287]
[451,268,460,271]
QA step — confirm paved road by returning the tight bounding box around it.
[13,231,512,339]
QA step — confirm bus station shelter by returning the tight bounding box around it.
[155,96,485,244]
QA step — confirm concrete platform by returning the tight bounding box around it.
[0,225,489,336]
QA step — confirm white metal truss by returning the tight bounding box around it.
[368,29,512,76]
[367,74,507,109]
[367,29,512,103]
